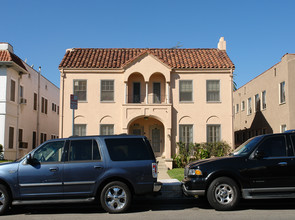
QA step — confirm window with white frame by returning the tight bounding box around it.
[179,125,193,147]
[207,80,220,102]
[254,94,260,112]
[281,124,287,133]
[100,124,114,135]
[247,97,252,115]
[207,125,221,143]
[101,80,114,102]
[74,80,87,101]
[179,80,193,102]
[241,101,245,111]
[280,81,285,104]
[262,90,266,110]
[74,124,86,136]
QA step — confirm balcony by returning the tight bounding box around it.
[126,94,171,105]
[123,94,172,129]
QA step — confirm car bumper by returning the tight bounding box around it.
[182,177,206,196]
[153,182,162,192]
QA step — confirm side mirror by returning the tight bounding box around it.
[254,150,264,159]
[26,154,33,164]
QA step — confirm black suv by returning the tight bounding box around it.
[182,132,295,210]
[0,135,161,214]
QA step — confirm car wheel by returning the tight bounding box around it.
[207,177,240,211]
[0,184,10,215]
[100,181,131,213]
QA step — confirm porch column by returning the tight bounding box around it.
[146,82,148,104]
[166,82,170,104]
[124,82,128,104]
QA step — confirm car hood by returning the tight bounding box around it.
[188,156,241,168]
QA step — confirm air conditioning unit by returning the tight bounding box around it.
[20,98,27,104]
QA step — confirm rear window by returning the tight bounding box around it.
[105,138,154,161]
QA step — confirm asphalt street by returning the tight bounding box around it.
[2,197,295,220]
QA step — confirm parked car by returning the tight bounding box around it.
[0,135,161,214]
[182,132,295,210]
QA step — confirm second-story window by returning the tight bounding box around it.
[41,97,48,114]
[207,80,220,102]
[254,94,260,112]
[33,93,37,110]
[179,80,193,102]
[241,101,245,111]
[247,97,252,115]
[101,80,114,102]
[74,80,87,101]
[262,90,266,110]
[280,81,285,104]
[236,104,239,114]
[10,80,16,102]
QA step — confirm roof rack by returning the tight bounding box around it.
[284,129,295,133]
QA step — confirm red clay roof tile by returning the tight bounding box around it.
[59,48,234,69]
[0,50,27,71]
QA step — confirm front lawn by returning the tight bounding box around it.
[167,168,184,181]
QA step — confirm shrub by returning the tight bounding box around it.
[173,141,231,168]
[0,144,4,160]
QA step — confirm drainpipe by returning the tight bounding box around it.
[61,69,65,138]
[36,67,41,146]
[230,68,234,148]
[15,71,23,159]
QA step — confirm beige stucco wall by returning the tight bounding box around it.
[233,54,295,145]
[60,54,234,168]
[3,63,59,160]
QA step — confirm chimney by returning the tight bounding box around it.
[0,43,14,53]
[217,37,226,51]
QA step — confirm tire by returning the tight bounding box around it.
[207,177,240,211]
[0,184,10,215]
[100,181,131,213]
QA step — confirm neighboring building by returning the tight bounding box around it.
[233,53,295,147]
[0,43,59,160]
[59,37,235,168]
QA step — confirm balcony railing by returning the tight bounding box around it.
[126,94,171,104]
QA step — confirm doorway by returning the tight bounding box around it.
[133,82,141,103]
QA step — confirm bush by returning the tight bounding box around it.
[0,144,3,160]
[173,141,231,168]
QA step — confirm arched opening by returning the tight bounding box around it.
[127,72,145,103]
[128,116,164,157]
[149,73,167,104]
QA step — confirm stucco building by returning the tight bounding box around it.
[59,38,235,168]
[0,43,59,160]
[233,53,295,147]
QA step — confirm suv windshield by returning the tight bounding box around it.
[233,136,263,156]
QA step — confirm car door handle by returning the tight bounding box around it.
[94,166,103,169]
[278,162,287,166]
[49,167,59,172]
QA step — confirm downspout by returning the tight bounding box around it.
[15,71,23,159]
[230,68,234,148]
[61,69,65,138]
[37,67,41,146]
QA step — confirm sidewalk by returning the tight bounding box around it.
[156,157,183,199]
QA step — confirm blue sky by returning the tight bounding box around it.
[1,0,294,88]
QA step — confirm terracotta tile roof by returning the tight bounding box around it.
[59,48,235,69]
[0,50,27,71]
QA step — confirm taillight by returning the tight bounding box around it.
[152,163,157,178]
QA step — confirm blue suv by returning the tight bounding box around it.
[0,135,161,214]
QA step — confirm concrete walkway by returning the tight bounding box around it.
[156,157,183,199]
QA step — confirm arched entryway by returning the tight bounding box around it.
[128,116,164,157]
